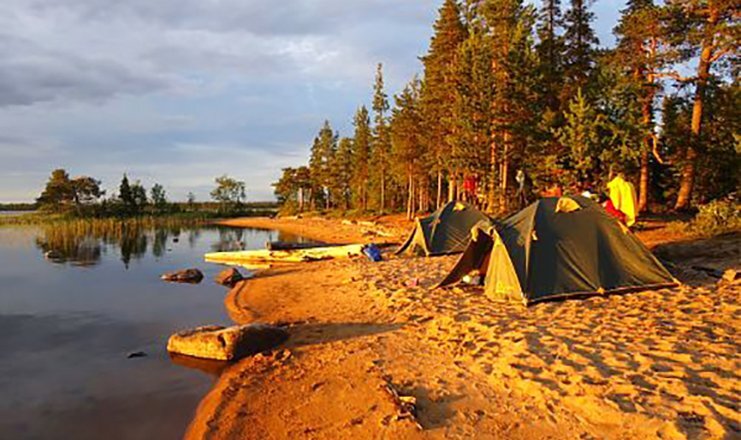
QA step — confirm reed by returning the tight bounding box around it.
[0,212,212,228]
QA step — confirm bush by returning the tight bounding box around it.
[688,198,741,237]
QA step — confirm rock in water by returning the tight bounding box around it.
[44,250,63,260]
[127,351,147,359]
[167,324,288,361]
[161,268,204,283]
[214,267,244,287]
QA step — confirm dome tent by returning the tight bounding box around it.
[395,201,490,257]
[437,196,678,305]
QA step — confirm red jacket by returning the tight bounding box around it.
[603,200,627,224]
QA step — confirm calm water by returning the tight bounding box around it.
[0,223,303,439]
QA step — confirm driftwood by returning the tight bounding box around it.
[380,378,422,429]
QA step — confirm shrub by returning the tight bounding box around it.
[688,198,741,237]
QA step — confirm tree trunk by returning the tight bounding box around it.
[406,166,413,220]
[448,172,456,202]
[417,178,421,212]
[436,170,443,209]
[674,16,715,210]
[488,138,498,212]
[500,132,510,212]
[638,98,653,213]
[638,36,659,213]
[380,169,386,213]
[638,148,650,212]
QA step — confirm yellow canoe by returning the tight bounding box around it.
[204,244,365,264]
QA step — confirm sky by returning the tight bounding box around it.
[0,0,624,203]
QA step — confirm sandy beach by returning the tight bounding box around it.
[186,216,739,439]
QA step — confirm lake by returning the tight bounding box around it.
[0,222,303,439]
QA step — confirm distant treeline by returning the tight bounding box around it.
[30,169,277,219]
[0,203,37,211]
[274,0,738,218]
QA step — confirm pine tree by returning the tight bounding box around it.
[661,82,740,205]
[555,88,605,185]
[36,169,72,212]
[390,77,424,219]
[450,30,495,188]
[351,106,372,210]
[562,0,599,101]
[370,63,392,212]
[536,0,566,111]
[294,166,312,211]
[119,173,134,213]
[664,0,737,209]
[420,0,468,207]
[332,137,355,209]
[611,0,668,212]
[478,0,539,212]
[309,121,338,209]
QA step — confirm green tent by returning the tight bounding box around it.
[396,201,490,256]
[437,196,678,305]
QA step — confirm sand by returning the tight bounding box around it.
[217,215,407,245]
[186,217,740,439]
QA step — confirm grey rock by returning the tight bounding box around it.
[161,268,204,283]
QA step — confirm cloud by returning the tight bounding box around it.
[0,34,170,106]
[0,0,627,203]
[0,0,432,108]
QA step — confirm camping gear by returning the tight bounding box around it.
[362,244,383,262]
[437,196,678,305]
[602,199,627,224]
[266,241,328,251]
[205,244,364,264]
[396,201,490,256]
[607,175,637,226]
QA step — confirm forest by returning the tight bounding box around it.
[273,0,738,218]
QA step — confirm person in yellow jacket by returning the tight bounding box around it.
[607,174,638,226]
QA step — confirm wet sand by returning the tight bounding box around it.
[193,217,739,439]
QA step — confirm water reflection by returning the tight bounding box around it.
[34,221,309,268]
[0,224,313,440]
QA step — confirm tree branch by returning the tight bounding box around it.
[709,47,731,63]
[655,71,694,82]
[650,133,668,165]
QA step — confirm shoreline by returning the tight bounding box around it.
[187,216,740,439]
[216,215,408,245]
